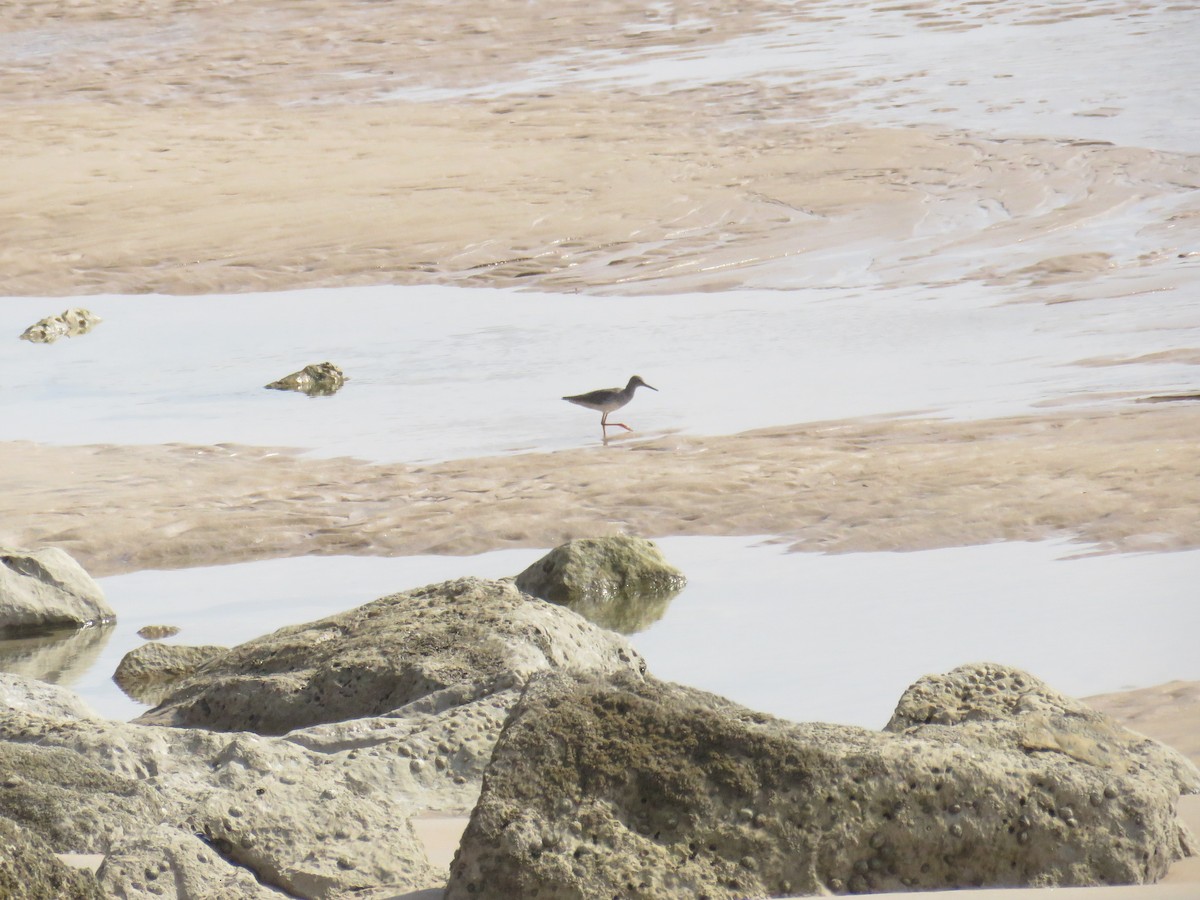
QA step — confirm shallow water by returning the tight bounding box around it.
[397,1,1199,153]
[3,284,1197,464]
[10,537,1196,726]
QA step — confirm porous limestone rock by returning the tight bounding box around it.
[18,308,101,344]
[886,662,1200,796]
[0,742,160,854]
[264,361,346,396]
[98,824,288,899]
[514,536,686,633]
[0,567,650,898]
[0,678,442,898]
[0,547,115,634]
[113,641,229,706]
[0,815,104,899]
[135,577,645,735]
[447,667,1198,899]
[0,673,99,721]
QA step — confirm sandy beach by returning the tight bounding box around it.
[2,0,1198,894]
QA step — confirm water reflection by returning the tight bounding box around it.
[0,623,114,686]
[556,584,683,635]
[6,538,1195,725]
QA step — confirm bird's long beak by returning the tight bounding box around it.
[645,383,658,391]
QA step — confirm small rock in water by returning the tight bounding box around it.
[137,624,181,640]
[265,361,347,396]
[514,536,686,634]
[19,308,102,344]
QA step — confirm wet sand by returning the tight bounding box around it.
[2,0,1197,299]
[0,402,1195,577]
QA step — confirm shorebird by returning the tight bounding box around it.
[563,375,657,434]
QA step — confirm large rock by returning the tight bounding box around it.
[514,536,686,633]
[886,662,1200,794]
[0,548,115,634]
[18,308,101,344]
[447,666,1198,899]
[0,815,104,899]
[0,571,649,898]
[0,682,442,898]
[135,577,645,735]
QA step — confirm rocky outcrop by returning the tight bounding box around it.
[0,548,115,635]
[264,362,346,396]
[135,577,645,734]
[514,536,686,633]
[0,815,104,899]
[0,576,652,898]
[447,666,1199,899]
[113,642,229,706]
[0,678,442,898]
[886,663,1200,795]
[18,308,102,344]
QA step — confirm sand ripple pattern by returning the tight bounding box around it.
[0,405,1194,576]
[0,0,1195,297]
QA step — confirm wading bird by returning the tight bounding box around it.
[563,375,657,435]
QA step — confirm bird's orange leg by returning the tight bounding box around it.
[600,412,632,432]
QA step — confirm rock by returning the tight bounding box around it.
[136,624,180,640]
[0,674,100,721]
[113,642,229,706]
[0,677,442,897]
[514,536,686,633]
[287,688,517,814]
[98,824,288,899]
[18,308,102,344]
[190,735,438,898]
[0,548,116,635]
[0,815,104,899]
[447,666,1198,899]
[135,577,645,735]
[885,662,1200,795]
[264,361,346,396]
[0,741,161,854]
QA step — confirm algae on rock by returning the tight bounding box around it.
[18,308,101,344]
[448,664,1199,899]
[514,535,686,633]
[264,361,346,396]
